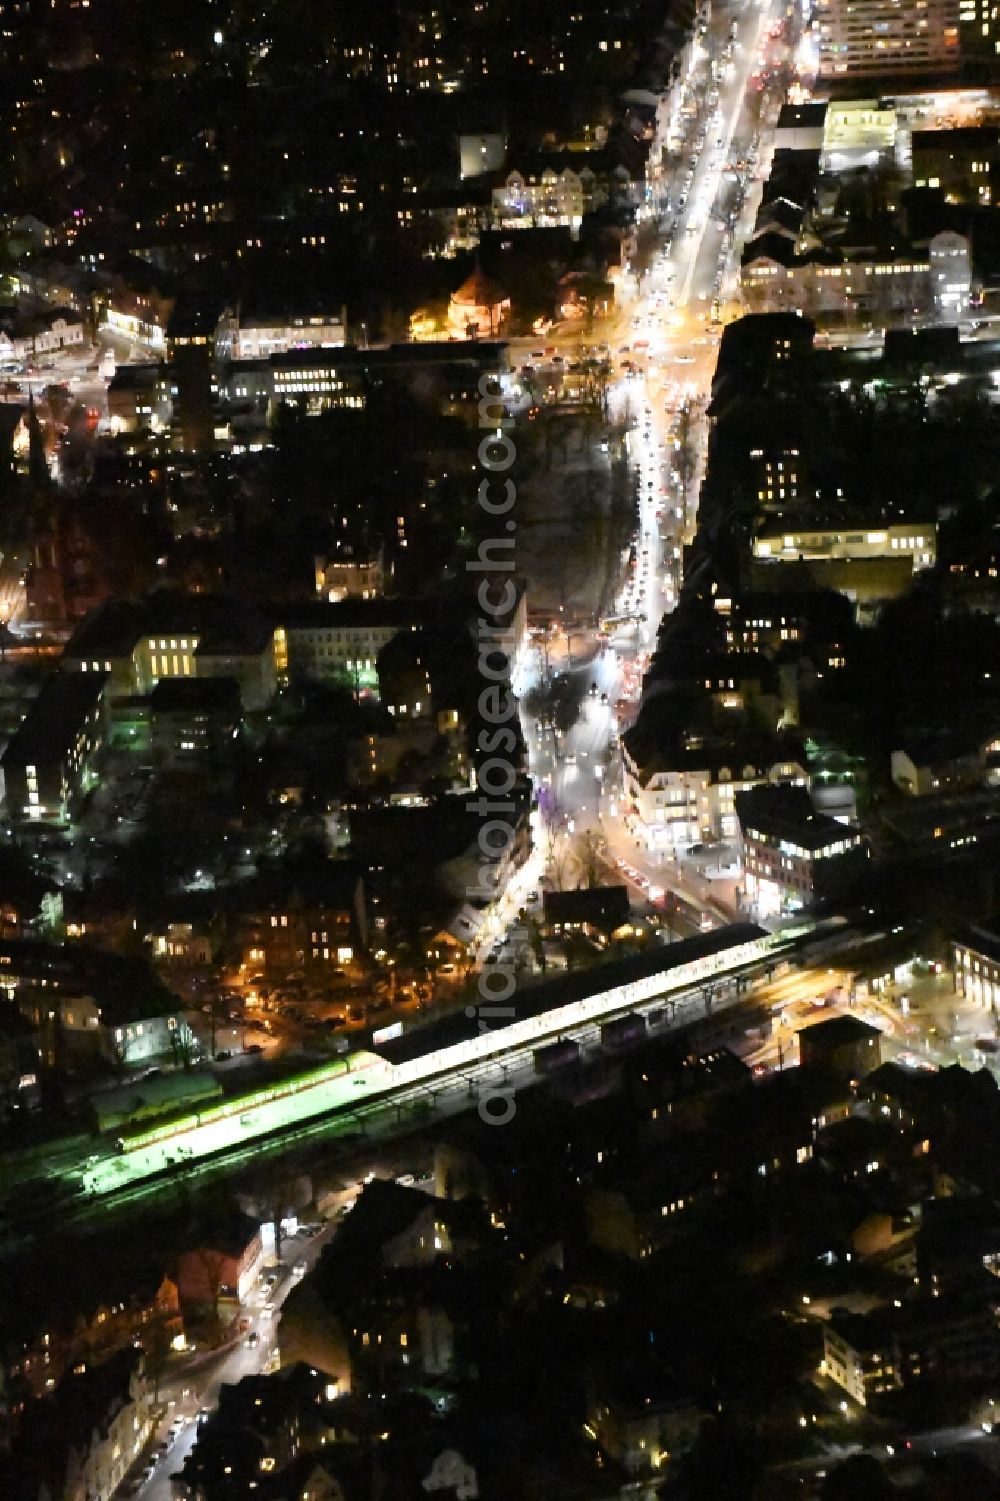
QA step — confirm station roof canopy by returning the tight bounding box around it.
[375,923,766,1065]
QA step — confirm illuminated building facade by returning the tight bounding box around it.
[492,164,608,228]
[61,597,282,709]
[737,784,866,917]
[815,0,960,79]
[953,924,1000,1010]
[622,733,807,850]
[215,305,347,361]
[959,0,1000,60]
[753,522,936,570]
[314,546,385,602]
[282,599,426,696]
[740,240,955,320]
[2,671,107,824]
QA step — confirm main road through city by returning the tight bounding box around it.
[510,0,778,937]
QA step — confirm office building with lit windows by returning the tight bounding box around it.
[753,522,936,570]
[215,302,347,362]
[2,671,107,824]
[750,522,936,607]
[747,446,804,512]
[281,598,426,696]
[493,162,610,229]
[167,297,224,454]
[234,863,368,976]
[61,596,282,709]
[314,545,386,603]
[737,784,866,916]
[710,593,807,654]
[220,341,508,424]
[815,0,960,80]
[953,924,1000,1011]
[822,1298,1000,1407]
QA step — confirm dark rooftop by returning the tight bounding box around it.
[266,340,508,372]
[149,675,241,713]
[63,593,275,663]
[183,1212,261,1260]
[883,323,962,369]
[777,102,829,130]
[0,938,181,1024]
[735,784,857,851]
[1,669,106,768]
[277,597,426,632]
[798,1013,881,1049]
[329,1178,437,1259]
[107,363,162,393]
[912,125,1000,151]
[543,884,631,934]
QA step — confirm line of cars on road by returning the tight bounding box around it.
[120,1412,187,1495]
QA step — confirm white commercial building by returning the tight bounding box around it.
[753,522,936,571]
[621,735,808,851]
[216,306,346,361]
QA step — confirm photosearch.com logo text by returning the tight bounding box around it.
[466,372,521,1126]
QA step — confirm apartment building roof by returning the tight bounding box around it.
[765,147,822,207]
[0,937,180,1023]
[108,362,163,393]
[752,195,806,238]
[799,1014,881,1051]
[149,675,242,714]
[912,124,1000,153]
[735,784,855,850]
[624,720,804,788]
[231,857,363,915]
[828,1292,999,1356]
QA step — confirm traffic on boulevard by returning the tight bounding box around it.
[499,0,786,964]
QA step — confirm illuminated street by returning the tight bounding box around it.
[509,0,781,941]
